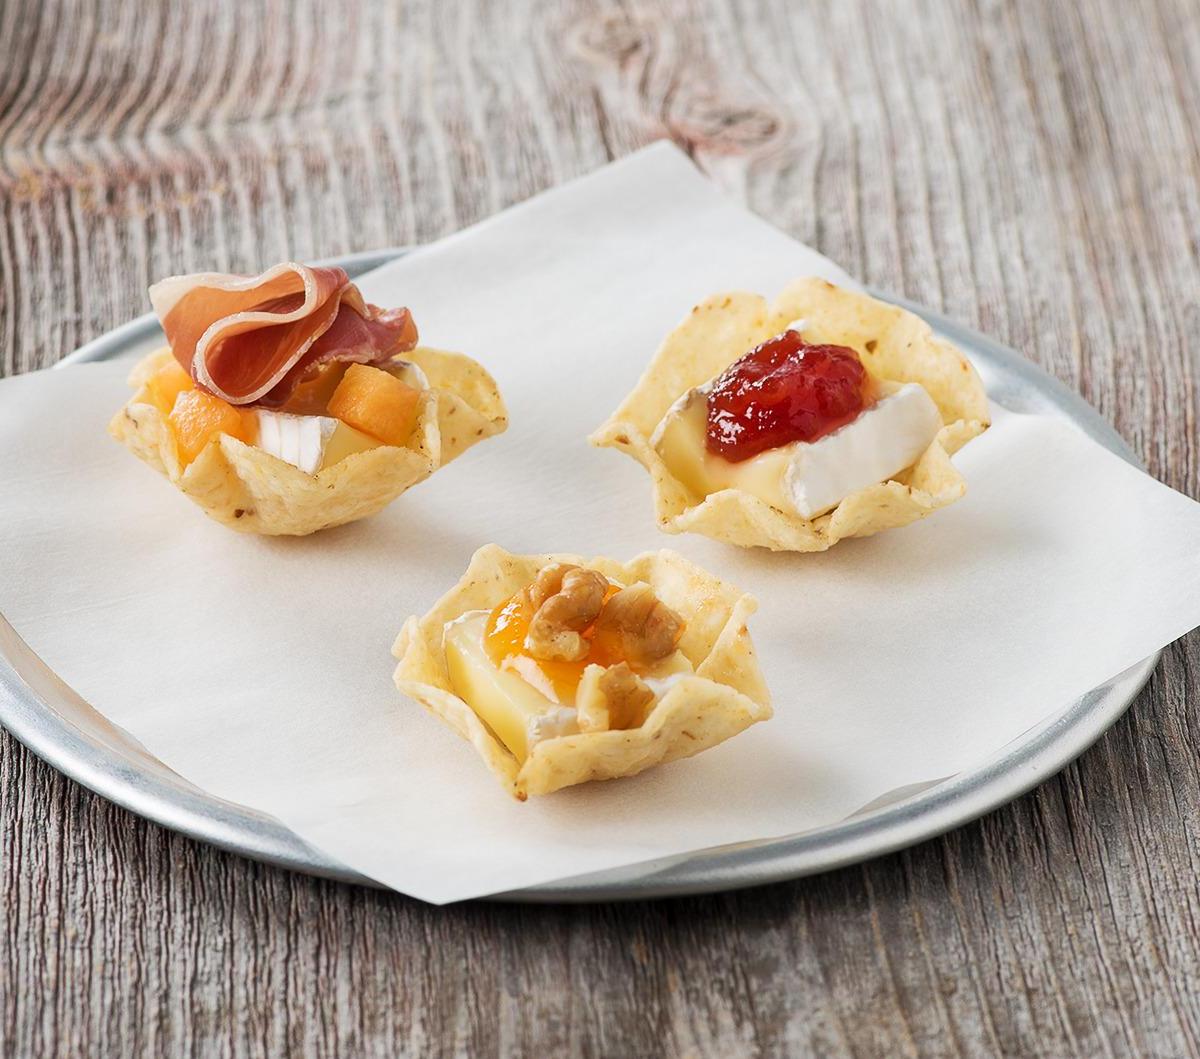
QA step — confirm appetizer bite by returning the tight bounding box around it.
[110,263,506,535]
[393,545,771,799]
[591,279,989,551]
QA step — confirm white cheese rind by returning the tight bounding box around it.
[783,383,942,517]
[391,360,429,390]
[641,671,690,698]
[253,410,379,474]
[527,707,581,744]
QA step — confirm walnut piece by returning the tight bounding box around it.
[524,564,609,662]
[576,662,656,733]
[600,663,656,729]
[527,562,572,610]
[593,583,684,666]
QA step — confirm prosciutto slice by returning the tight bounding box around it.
[149,263,419,407]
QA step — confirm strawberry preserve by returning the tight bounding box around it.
[705,331,874,461]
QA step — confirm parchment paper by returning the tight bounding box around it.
[2,144,1199,903]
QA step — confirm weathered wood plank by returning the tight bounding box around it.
[3,0,1200,1055]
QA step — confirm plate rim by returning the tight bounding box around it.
[0,246,1157,903]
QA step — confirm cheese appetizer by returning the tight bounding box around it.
[591,279,989,551]
[110,262,507,535]
[393,545,771,799]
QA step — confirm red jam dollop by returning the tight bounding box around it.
[705,331,875,462]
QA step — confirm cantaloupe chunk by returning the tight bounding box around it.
[168,389,255,464]
[145,358,194,412]
[327,363,421,446]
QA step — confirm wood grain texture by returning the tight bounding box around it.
[2,0,1200,1055]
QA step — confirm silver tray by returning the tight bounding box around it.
[0,247,1157,902]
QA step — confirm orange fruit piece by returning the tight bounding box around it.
[168,389,255,464]
[145,358,194,412]
[327,364,421,447]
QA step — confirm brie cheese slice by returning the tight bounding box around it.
[254,411,381,474]
[443,611,578,762]
[390,360,429,391]
[652,379,942,519]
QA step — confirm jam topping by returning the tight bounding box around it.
[705,331,875,462]
[484,585,625,704]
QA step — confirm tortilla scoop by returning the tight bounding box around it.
[392,544,772,799]
[589,278,990,552]
[109,346,507,536]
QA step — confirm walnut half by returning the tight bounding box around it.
[592,582,684,666]
[524,564,608,662]
[577,662,656,733]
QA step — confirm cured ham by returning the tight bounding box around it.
[149,263,419,407]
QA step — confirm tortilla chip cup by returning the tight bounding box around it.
[590,278,990,552]
[392,544,772,799]
[110,347,507,535]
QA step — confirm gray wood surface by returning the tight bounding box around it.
[2,0,1199,1055]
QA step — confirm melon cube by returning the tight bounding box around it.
[168,389,255,464]
[327,364,421,446]
[145,358,194,412]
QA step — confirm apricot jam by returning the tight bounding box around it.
[482,584,624,703]
[706,331,874,462]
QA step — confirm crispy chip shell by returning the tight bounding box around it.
[392,545,772,799]
[110,347,507,535]
[590,279,990,551]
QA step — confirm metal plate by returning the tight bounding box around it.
[0,247,1158,902]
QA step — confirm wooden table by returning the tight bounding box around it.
[3,1,1198,1054]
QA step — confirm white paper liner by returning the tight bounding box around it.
[1,144,1199,903]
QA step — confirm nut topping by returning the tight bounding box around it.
[576,662,655,733]
[600,663,656,729]
[524,564,609,662]
[527,562,572,610]
[593,583,684,666]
